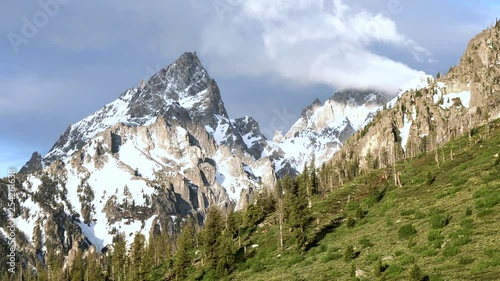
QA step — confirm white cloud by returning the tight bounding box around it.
[200,0,432,93]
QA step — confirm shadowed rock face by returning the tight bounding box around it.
[232,116,268,159]
[329,89,387,106]
[19,152,43,173]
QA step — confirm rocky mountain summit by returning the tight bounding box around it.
[264,89,387,177]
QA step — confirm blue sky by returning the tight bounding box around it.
[0,0,498,176]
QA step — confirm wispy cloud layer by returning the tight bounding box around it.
[200,0,432,93]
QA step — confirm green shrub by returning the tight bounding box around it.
[427,229,444,248]
[443,245,460,257]
[409,264,426,281]
[484,247,499,258]
[344,245,355,262]
[398,224,417,239]
[374,257,388,276]
[359,237,374,248]
[474,187,500,209]
[419,246,438,257]
[426,171,436,185]
[458,256,475,265]
[429,213,451,229]
[346,201,359,211]
[452,178,467,187]
[365,253,380,263]
[398,253,415,265]
[355,206,367,219]
[287,255,305,265]
[347,217,356,228]
[450,228,471,246]
[250,259,265,272]
[414,211,426,219]
[350,263,356,277]
[407,237,417,248]
[328,246,341,253]
[313,244,327,255]
[477,209,493,217]
[400,209,415,216]
[386,265,404,276]
[321,252,342,263]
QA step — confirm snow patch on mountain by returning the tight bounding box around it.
[388,71,434,108]
[400,114,412,151]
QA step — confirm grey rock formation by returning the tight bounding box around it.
[19,152,43,173]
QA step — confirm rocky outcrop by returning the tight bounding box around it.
[330,24,500,174]
[266,90,387,176]
[19,152,43,173]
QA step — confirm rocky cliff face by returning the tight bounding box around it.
[18,152,43,174]
[265,89,387,177]
[330,24,500,175]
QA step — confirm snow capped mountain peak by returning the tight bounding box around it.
[301,98,323,118]
[398,71,433,95]
[267,89,386,177]
[387,71,433,108]
[42,52,229,165]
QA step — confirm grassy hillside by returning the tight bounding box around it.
[224,119,500,281]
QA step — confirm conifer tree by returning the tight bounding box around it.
[301,164,312,208]
[131,233,146,280]
[85,251,105,281]
[111,233,127,281]
[285,175,311,252]
[173,218,196,280]
[309,156,318,196]
[216,229,235,278]
[275,179,285,250]
[69,249,85,281]
[159,229,173,267]
[201,207,224,271]
[36,260,48,281]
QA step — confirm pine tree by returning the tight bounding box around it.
[285,175,311,252]
[201,207,224,271]
[130,233,146,280]
[85,251,105,281]
[111,234,127,281]
[216,229,235,278]
[227,210,243,247]
[173,219,196,280]
[69,250,85,281]
[159,230,172,267]
[309,156,318,196]
[36,260,48,281]
[147,230,171,269]
[301,164,312,208]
